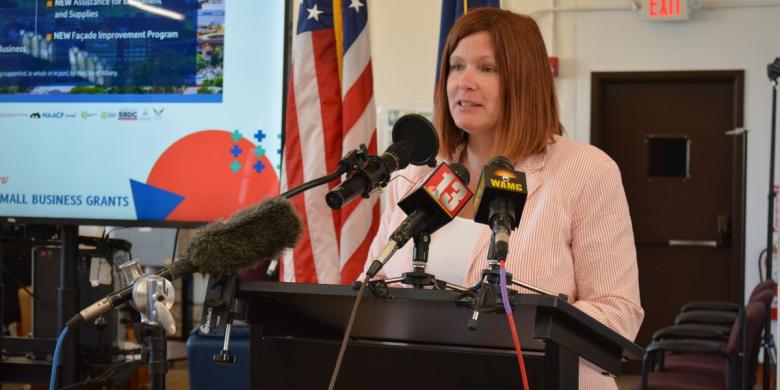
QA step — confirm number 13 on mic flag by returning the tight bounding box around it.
[423,163,472,218]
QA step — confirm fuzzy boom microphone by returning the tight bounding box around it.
[182,197,302,275]
[67,197,302,328]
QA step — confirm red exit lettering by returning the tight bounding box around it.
[649,0,682,17]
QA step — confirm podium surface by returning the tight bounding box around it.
[238,281,643,389]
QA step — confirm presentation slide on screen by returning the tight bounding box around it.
[0,0,286,223]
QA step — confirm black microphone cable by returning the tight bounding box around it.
[327,162,472,389]
[280,168,346,200]
[327,274,371,390]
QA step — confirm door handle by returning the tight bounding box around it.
[636,215,729,249]
[668,240,718,248]
[636,240,719,248]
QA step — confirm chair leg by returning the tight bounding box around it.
[641,350,654,390]
[727,355,737,390]
[646,350,655,372]
[762,329,773,390]
[761,336,777,390]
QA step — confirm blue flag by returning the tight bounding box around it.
[436,0,500,83]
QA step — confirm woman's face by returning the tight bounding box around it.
[446,31,501,139]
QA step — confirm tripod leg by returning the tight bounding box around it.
[468,274,492,331]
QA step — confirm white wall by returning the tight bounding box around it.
[369,1,441,111]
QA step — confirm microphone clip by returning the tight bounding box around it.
[198,274,242,366]
[198,274,238,337]
[337,144,371,174]
[352,154,394,198]
[325,144,392,209]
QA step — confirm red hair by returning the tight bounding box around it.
[434,8,562,161]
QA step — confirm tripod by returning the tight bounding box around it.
[365,231,470,297]
[460,233,569,331]
[761,57,780,390]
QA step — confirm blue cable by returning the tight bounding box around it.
[49,326,70,390]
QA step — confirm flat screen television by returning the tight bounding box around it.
[0,0,289,226]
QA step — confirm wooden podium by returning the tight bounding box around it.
[237,281,643,389]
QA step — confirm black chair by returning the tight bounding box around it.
[653,280,775,343]
[671,280,775,328]
[635,300,766,390]
[679,279,776,313]
[662,290,774,389]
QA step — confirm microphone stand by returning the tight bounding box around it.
[725,126,750,390]
[761,58,779,390]
[462,232,569,331]
[120,260,177,390]
[363,231,470,297]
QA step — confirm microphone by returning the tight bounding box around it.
[325,114,439,209]
[366,162,472,277]
[67,197,302,328]
[472,156,528,260]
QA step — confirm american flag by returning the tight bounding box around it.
[280,0,379,284]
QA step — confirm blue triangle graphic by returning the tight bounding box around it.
[129,179,185,221]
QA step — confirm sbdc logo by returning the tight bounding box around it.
[118,110,137,121]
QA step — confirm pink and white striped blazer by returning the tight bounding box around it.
[365,135,644,389]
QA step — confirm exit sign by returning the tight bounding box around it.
[641,0,689,21]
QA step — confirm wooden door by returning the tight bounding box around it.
[591,71,745,370]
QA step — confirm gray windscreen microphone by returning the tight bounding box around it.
[68,197,302,328]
